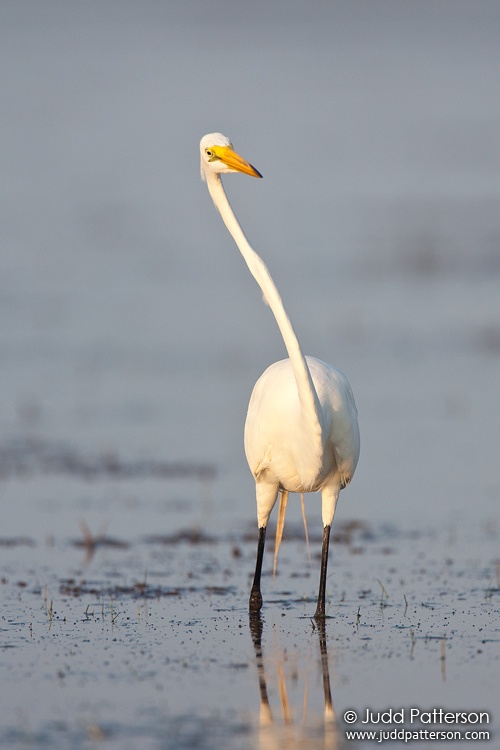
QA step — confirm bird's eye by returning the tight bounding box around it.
[205,148,218,162]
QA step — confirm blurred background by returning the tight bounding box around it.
[1,0,499,536]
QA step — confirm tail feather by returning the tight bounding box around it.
[273,490,289,576]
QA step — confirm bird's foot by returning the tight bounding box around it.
[314,597,327,621]
[249,587,263,613]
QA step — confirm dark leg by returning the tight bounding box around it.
[249,526,267,612]
[315,617,334,719]
[248,611,272,721]
[314,524,331,620]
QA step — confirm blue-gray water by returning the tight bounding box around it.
[1,2,499,747]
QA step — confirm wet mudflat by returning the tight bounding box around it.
[2,2,500,747]
[1,456,498,749]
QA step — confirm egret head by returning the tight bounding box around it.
[200,133,262,181]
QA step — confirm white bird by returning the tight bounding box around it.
[200,133,360,619]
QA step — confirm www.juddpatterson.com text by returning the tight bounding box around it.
[343,708,490,725]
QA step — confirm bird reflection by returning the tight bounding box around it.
[249,613,340,749]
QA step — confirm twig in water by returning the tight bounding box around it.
[440,638,447,681]
[409,629,415,659]
[376,579,389,606]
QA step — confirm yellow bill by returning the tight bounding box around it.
[211,145,263,178]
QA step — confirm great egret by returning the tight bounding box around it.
[200,133,360,619]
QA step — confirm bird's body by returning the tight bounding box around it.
[200,133,360,618]
[245,356,358,521]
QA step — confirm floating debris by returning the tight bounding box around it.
[0,437,216,481]
[0,537,36,548]
[144,528,217,545]
[58,578,236,600]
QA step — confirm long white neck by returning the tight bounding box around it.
[206,171,324,443]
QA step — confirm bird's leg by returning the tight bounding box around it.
[314,524,331,620]
[249,526,267,612]
[314,617,334,721]
[248,610,273,724]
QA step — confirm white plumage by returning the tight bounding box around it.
[200,133,360,618]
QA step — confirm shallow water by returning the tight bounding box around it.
[1,1,500,747]
[1,489,499,748]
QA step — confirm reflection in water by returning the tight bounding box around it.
[249,613,341,749]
